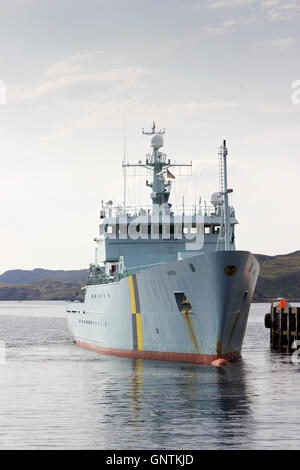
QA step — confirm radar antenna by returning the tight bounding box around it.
[142,121,165,135]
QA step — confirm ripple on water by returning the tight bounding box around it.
[0,301,299,449]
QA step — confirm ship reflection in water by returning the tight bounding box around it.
[98,356,255,449]
[129,358,143,426]
[1,301,300,450]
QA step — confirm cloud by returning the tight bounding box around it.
[261,0,300,22]
[8,62,153,103]
[261,0,278,5]
[192,0,256,9]
[36,99,248,141]
[189,0,299,41]
[38,98,297,142]
[205,0,300,16]
[266,37,296,49]
[208,0,256,8]
[201,25,231,35]
[44,50,104,79]
[190,15,257,38]
[192,0,300,24]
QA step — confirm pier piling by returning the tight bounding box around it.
[265,300,300,352]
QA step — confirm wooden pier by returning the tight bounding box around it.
[265,299,300,352]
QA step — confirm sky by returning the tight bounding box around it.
[0,0,299,272]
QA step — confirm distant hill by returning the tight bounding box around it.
[0,251,300,301]
[0,268,88,285]
[0,279,84,301]
[254,251,300,301]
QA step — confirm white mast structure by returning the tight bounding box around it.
[123,117,127,215]
[218,139,233,251]
[122,121,192,215]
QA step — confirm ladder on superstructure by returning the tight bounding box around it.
[216,141,231,251]
[219,148,224,196]
[216,144,225,250]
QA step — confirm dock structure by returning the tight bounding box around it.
[265,299,300,352]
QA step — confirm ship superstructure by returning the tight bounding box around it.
[67,123,259,364]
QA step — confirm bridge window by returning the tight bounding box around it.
[212,224,220,234]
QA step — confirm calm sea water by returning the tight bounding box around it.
[0,301,299,450]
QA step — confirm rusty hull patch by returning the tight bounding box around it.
[224,311,241,353]
[183,313,200,355]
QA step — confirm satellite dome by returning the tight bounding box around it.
[210,192,223,206]
[151,134,164,149]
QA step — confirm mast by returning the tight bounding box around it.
[142,121,167,213]
[219,140,232,251]
[122,122,192,214]
[123,116,127,215]
[223,140,230,250]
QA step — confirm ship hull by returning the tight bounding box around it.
[67,250,259,365]
[74,340,241,363]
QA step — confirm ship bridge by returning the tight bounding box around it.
[97,202,237,269]
[89,124,238,284]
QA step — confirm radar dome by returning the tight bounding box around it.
[151,134,164,149]
[210,192,223,206]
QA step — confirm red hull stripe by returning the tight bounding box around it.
[75,340,241,364]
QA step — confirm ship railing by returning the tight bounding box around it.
[86,261,168,285]
[87,272,123,285]
[100,204,235,219]
[124,261,167,274]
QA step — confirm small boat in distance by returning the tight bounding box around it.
[67,122,259,365]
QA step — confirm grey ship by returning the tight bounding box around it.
[67,123,259,365]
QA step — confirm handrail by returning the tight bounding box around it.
[100,203,235,219]
[125,261,167,271]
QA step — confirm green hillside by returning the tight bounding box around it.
[0,279,83,301]
[254,251,300,301]
[0,268,88,284]
[0,251,299,301]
